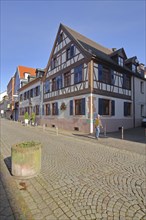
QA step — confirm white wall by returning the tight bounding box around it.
[134,77,146,126]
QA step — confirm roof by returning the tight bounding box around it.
[125,56,138,64]
[62,24,112,55]
[18,66,36,79]
[110,48,127,59]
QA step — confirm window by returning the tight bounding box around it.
[52,102,58,115]
[46,104,51,115]
[66,45,75,60]
[98,99,115,116]
[64,72,71,87]
[140,81,144,93]
[30,89,33,97]
[20,94,23,102]
[44,80,50,93]
[51,57,57,69]
[124,102,131,116]
[75,98,85,115]
[141,105,144,117]
[102,67,111,84]
[24,92,27,100]
[26,91,28,99]
[35,105,40,115]
[56,75,62,90]
[118,57,124,66]
[98,64,114,85]
[52,78,56,91]
[132,64,136,72]
[123,74,131,90]
[20,108,24,115]
[35,86,40,96]
[52,75,62,91]
[74,65,83,84]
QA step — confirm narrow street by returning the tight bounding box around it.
[0,119,146,220]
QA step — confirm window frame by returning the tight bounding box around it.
[75,98,85,115]
[74,65,83,84]
[64,72,71,87]
[118,56,124,67]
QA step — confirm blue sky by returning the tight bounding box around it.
[1,0,145,92]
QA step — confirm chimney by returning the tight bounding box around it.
[112,48,117,52]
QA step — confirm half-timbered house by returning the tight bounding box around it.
[42,24,146,133]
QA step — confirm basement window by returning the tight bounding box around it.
[74,127,79,131]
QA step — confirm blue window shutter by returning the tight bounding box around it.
[111,70,115,85]
[60,75,62,89]
[33,88,35,97]
[48,104,50,115]
[124,102,127,116]
[70,100,73,115]
[98,98,103,115]
[111,100,115,116]
[81,98,85,115]
[56,102,58,115]
[38,86,40,95]
[74,71,78,84]
[98,64,103,81]
[42,105,44,115]
[122,74,126,88]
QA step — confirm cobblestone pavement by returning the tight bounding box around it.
[0,119,146,220]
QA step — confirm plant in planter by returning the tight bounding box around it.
[11,141,42,179]
[60,102,67,111]
[24,112,29,126]
[31,112,36,126]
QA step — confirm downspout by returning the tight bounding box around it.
[90,60,94,133]
[133,76,135,128]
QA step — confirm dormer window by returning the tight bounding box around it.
[132,64,136,73]
[118,57,124,67]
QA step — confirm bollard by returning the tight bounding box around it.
[56,126,58,136]
[104,124,107,137]
[121,126,124,140]
[43,124,46,131]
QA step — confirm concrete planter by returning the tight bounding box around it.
[11,141,42,179]
[24,119,29,126]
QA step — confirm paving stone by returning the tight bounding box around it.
[1,119,145,220]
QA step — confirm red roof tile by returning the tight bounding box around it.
[18,66,36,79]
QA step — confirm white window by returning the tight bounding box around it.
[141,105,144,117]
[140,81,144,93]
[132,64,136,72]
[118,57,124,67]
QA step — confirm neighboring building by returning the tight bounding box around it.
[18,68,45,124]
[42,23,146,133]
[7,76,15,118]
[144,67,146,79]
[13,66,36,120]
[0,91,7,102]
[0,91,8,118]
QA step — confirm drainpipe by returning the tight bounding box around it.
[133,76,135,128]
[90,92,93,133]
[90,60,94,134]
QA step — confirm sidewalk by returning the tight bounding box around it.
[36,124,146,155]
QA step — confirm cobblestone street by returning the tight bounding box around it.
[0,119,146,220]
